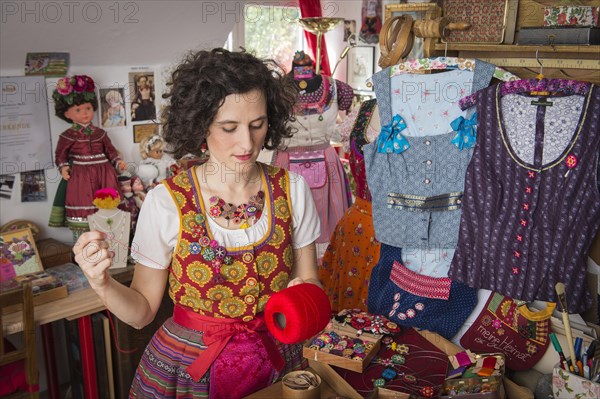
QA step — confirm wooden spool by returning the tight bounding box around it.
[413,17,471,39]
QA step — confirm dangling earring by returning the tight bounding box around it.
[200,142,208,154]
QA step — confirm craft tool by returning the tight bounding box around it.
[555,282,578,374]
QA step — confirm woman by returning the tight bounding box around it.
[73,48,321,399]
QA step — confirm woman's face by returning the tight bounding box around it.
[65,102,94,125]
[205,89,268,172]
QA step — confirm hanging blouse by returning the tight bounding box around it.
[449,84,600,313]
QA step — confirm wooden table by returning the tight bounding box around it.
[2,266,134,399]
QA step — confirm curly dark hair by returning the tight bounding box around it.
[54,95,98,123]
[162,48,298,160]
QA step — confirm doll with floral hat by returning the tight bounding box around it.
[49,75,126,237]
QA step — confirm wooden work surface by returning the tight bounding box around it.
[2,266,134,335]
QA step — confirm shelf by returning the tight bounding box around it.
[434,43,600,54]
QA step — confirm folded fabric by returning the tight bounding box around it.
[368,243,478,339]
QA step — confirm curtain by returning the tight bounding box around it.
[298,0,332,76]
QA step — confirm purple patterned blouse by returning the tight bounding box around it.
[449,84,600,313]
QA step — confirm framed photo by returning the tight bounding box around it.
[0,227,43,280]
[347,46,375,91]
[384,3,442,59]
[99,87,127,128]
[129,71,157,123]
[25,52,69,77]
[133,123,159,144]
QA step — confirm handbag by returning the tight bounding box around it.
[460,292,555,370]
[368,243,477,339]
[287,149,328,189]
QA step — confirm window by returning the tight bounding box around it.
[227,3,306,72]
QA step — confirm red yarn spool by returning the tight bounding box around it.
[264,283,331,344]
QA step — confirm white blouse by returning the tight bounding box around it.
[131,170,321,269]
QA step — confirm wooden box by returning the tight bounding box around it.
[303,321,381,373]
[440,353,506,399]
[37,238,73,268]
[367,388,412,399]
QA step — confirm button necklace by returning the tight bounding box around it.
[204,169,265,229]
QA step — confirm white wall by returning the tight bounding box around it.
[0,1,239,243]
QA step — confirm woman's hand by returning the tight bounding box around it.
[287,277,305,287]
[73,231,113,291]
[60,166,71,180]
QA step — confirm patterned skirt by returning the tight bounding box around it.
[319,197,381,312]
[129,317,305,399]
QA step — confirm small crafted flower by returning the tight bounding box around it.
[526,341,538,354]
[189,242,201,255]
[492,319,502,329]
[415,302,425,311]
[391,354,405,365]
[209,240,218,248]
[352,246,360,256]
[192,225,206,237]
[56,77,73,95]
[83,75,95,92]
[406,309,416,318]
[528,171,536,179]
[497,328,505,336]
[211,258,222,269]
[396,344,409,355]
[345,287,354,297]
[351,267,358,275]
[209,206,222,218]
[394,293,401,301]
[388,309,397,318]
[214,246,226,259]
[199,236,211,247]
[195,214,206,224]
[223,255,234,265]
[565,154,578,169]
[355,224,363,235]
[520,219,527,227]
[421,386,434,398]
[525,187,532,194]
[73,75,88,92]
[397,313,407,320]
[523,203,530,210]
[512,267,520,275]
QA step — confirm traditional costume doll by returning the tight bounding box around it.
[137,134,175,188]
[49,75,126,238]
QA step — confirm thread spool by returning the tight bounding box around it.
[264,283,331,344]
[413,17,471,38]
[282,370,321,399]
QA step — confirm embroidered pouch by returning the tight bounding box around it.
[288,149,327,189]
[460,292,555,370]
[368,243,477,339]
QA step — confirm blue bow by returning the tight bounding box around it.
[377,114,409,154]
[450,112,478,150]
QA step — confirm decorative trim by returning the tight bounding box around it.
[387,191,463,212]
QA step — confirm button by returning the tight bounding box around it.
[424,178,431,184]
[424,140,431,145]
[425,160,432,165]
